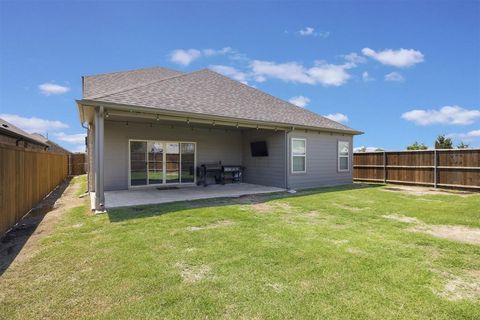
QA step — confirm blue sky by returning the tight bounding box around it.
[0,1,479,152]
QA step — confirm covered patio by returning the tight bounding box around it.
[91,183,285,209]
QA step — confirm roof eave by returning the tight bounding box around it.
[77,99,363,135]
[0,127,49,147]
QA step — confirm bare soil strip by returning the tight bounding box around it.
[382,214,480,245]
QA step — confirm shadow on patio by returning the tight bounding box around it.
[107,183,382,223]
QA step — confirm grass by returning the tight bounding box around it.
[0,178,479,319]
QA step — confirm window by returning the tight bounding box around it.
[338,141,350,171]
[291,138,306,173]
[129,140,196,187]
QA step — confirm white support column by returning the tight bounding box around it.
[94,106,105,211]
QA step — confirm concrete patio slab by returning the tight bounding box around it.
[90,183,285,209]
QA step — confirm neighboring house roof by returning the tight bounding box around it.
[83,67,183,99]
[80,67,362,134]
[0,118,49,147]
[30,133,72,154]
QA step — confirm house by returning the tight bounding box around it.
[0,118,50,151]
[76,67,362,211]
[30,133,73,155]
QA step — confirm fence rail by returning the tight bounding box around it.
[353,149,480,190]
[0,143,69,235]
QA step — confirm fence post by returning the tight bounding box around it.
[383,151,387,183]
[433,149,437,188]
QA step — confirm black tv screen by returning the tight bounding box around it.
[250,141,268,157]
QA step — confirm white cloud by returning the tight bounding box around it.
[203,47,232,57]
[344,52,366,65]
[38,83,70,95]
[170,49,202,66]
[362,71,374,82]
[310,62,352,86]
[299,26,315,36]
[288,96,310,108]
[54,132,86,144]
[447,129,480,142]
[209,65,248,84]
[298,27,329,38]
[323,113,349,123]
[401,106,480,126]
[170,47,234,66]
[0,113,68,134]
[251,60,313,84]
[251,60,351,86]
[362,48,424,68]
[385,71,405,82]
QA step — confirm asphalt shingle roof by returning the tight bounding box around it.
[0,118,49,146]
[83,67,183,99]
[82,67,361,134]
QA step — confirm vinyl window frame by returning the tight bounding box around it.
[338,140,350,172]
[128,139,197,189]
[291,138,307,174]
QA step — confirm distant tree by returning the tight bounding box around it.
[457,141,470,149]
[407,142,428,150]
[435,134,453,149]
[375,148,384,152]
[356,146,367,153]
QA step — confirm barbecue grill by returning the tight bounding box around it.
[198,162,245,186]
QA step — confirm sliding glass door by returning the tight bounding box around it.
[148,141,164,184]
[129,140,195,187]
[130,141,147,186]
[181,143,195,183]
[165,143,180,184]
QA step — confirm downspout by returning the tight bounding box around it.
[284,130,290,189]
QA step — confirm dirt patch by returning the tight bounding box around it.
[433,269,480,301]
[333,203,369,212]
[305,211,320,218]
[187,220,233,231]
[382,214,422,224]
[408,224,480,246]
[175,262,210,283]
[382,214,480,245]
[250,203,274,213]
[346,247,366,255]
[0,177,85,275]
[249,201,298,214]
[382,185,475,197]
[266,282,285,293]
[328,239,349,246]
[274,202,295,211]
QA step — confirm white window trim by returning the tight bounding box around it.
[128,139,197,189]
[338,140,350,172]
[291,138,306,174]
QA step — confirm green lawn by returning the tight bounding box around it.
[1,177,479,319]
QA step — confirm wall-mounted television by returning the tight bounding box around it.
[250,141,268,157]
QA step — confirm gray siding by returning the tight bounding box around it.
[241,129,287,188]
[103,121,242,191]
[88,120,355,192]
[287,131,354,189]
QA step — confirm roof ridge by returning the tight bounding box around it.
[88,69,206,100]
[204,69,353,131]
[83,66,180,78]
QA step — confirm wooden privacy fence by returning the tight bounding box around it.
[353,149,480,190]
[69,153,86,175]
[0,143,68,235]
